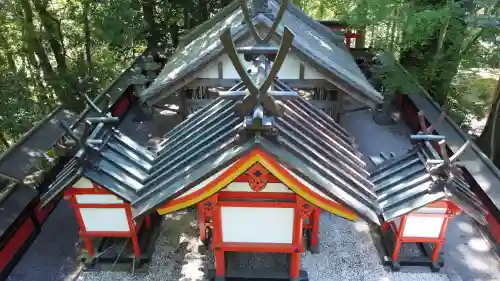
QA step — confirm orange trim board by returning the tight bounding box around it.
[156,149,357,221]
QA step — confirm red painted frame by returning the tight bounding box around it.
[64,181,149,258]
[204,192,307,279]
[381,200,459,262]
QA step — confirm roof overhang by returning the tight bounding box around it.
[155,147,359,221]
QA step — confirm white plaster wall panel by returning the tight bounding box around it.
[73,177,94,189]
[222,182,292,193]
[221,207,294,243]
[174,164,234,199]
[302,61,325,79]
[402,216,445,238]
[198,53,327,80]
[80,208,131,232]
[75,194,124,204]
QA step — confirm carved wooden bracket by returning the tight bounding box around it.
[247,163,269,192]
[201,197,217,218]
[297,197,314,219]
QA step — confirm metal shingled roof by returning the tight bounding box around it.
[138,1,382,108]
[371,142,487,224]
[41,85,380,224]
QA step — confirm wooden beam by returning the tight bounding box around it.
[217,62,223,79]
[186,78,334,89]
[164,98,338,111]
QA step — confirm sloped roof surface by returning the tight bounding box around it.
[138,0,382,107]
[139,11,246,103]
[371,141,487,224]
[41,89,380,223]
[0,108,77,182]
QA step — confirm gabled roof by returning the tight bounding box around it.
[41,92,380,224]
[376,52,496,221]
[138,0,383,108]
[0,107,77,182]
[371,141,487,224]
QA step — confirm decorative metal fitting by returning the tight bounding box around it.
[427,139,470,183]
[219,0,298,140]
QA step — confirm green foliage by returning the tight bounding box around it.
[0,0,498,145]
[446,73,498,124]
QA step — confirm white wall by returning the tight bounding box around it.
[198,52,324,80]
[73,177,94,189]
[220,206,294,243]
[80,208,131,232]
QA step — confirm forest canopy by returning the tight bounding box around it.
[0,0,499,162]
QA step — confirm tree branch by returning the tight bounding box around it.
[83,0,92,74]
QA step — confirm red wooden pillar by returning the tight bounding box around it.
[291,208,303,279]
[208,195,225,279]
[432,214,451,262]
[197,203,207,242]
[310,207,320,251]
[291,197,311,280]
[392,216,407,261]
[71,197,95,256]
[125,206,141,258]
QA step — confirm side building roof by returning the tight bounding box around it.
[371,141,487,224]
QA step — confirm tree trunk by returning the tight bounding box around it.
[170,23,179,48]
[197,0,209,25]
[21,0,57,84]
[400,0,467,106]
[477,77,500,166]
[183,3,191,31]
[31,0,67,74]
[0,131,10,149]
[141,0,160,50]
[22,0,77,109]
[355,27,366,49]
[0,30,17,71]
[83,0,92,74]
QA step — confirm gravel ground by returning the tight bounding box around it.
[70,210,451,281]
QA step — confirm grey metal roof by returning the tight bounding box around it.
[138,0,383,108]
[41,90,380,224]
[132,95,379,222]
[377,53,500,219]
[0,108,78,182]
[371,142,487,224]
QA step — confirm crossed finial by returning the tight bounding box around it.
[409,110,446,141]
[58,93,119,149]
[218,0,297,123]
[427,139,470,182]
[406,110,470,182]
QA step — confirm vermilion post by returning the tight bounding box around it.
[310,207,320,249]
[392,215,407,261]
[290,196,304,279]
